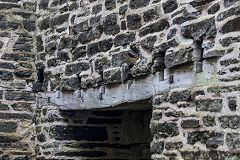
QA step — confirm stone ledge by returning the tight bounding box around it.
[39,61,216,110]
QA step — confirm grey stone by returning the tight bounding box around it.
[224,0,238,8]
[181,120,200,128]
[114,32,135,47]
[60,77,81,91]
[226,133,240,150]
[219,115,240,129]
[141,36,157,50]
[129,0,150,9]
[105,0,116,10]
[150,141,164,154]
[0,70,13,80]
[221,17,240,34]
[188,131,223,147]
[228,98,237,111]
[164,47,193,68]
[181,18,216,40]
[208,3,220,14]
[92,4,102,14]
[87,38,113,56]
[165,142,183,150]
[65,62,90,76]
[139,19,169,37]
[103,14,120,35]
[143,9,158,22]
[196,99,223,112]
[127,14,141,30]
[94,56,111,73]
[103,67,122,84]
[50,13,69,27]
[119,5,128,15]
[169,89,191,103]
[190,0,215,7]
[157,122,179,138]
[203,116,216,127]
[162,0,178,14]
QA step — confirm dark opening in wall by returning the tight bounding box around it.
[37,100,152,159]
[33,68,44,92]
[37,68,44,83]
[194,40,204,73]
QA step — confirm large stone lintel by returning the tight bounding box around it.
[39,61,216,110]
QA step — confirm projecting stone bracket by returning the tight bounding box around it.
[38,60,216,110]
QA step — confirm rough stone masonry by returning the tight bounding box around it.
[0,0,240,159]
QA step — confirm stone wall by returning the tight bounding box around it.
[0,0,37,159]
[36,0,223,92]
[35,104,152,159]
[0,0,240,159]
[150,1,240,157]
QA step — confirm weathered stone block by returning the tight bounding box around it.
[127,14,141,30]
[143,9,158,22]
[72,46,86,60]
[112,51,136,67]
[169,89,191,103]
[224,0,238,8]
[114,32,135,47]
[141,36,157,50]
[150,141,164,154]
[92,4,102,14]
[0,113,32,120]
[228,98,237,111]
[94,56,110,73]
[190,0,215,7]
[38,18,49,30]
[196,99,223,112]
[105,0,116,10]
[5,91,35,101]
[139,19,169,37]
[219,115,240,129]
[188,131,223,148]
[162,0,178,14]
[203,116,216,127]
[39,0,49,9]
[103,14,120,35]
[14,70,33,78]
[226,133,240,150]
[208,3,220,14]
[72,20,89,34]
[103,67,122,84]
[165,142,183,150]
[0,70,13,80]
[157,122,179,138]
[129,0,150,9]
[181,119,200,129]
[60,77,81,91]
[164,47,193,68]
[65,62,90,76]
[181,18,216,40]
[87,39,113,56]
[221,17,240,34]
[165,111,184,117]
[0,122,17,133]
[0,134,21,143]
[50,13,69,27]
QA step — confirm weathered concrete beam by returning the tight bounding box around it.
[39,60,216,110]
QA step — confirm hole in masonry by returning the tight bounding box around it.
[153,50,166,81]
[194,40,204,73]
[37,68,44,83]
